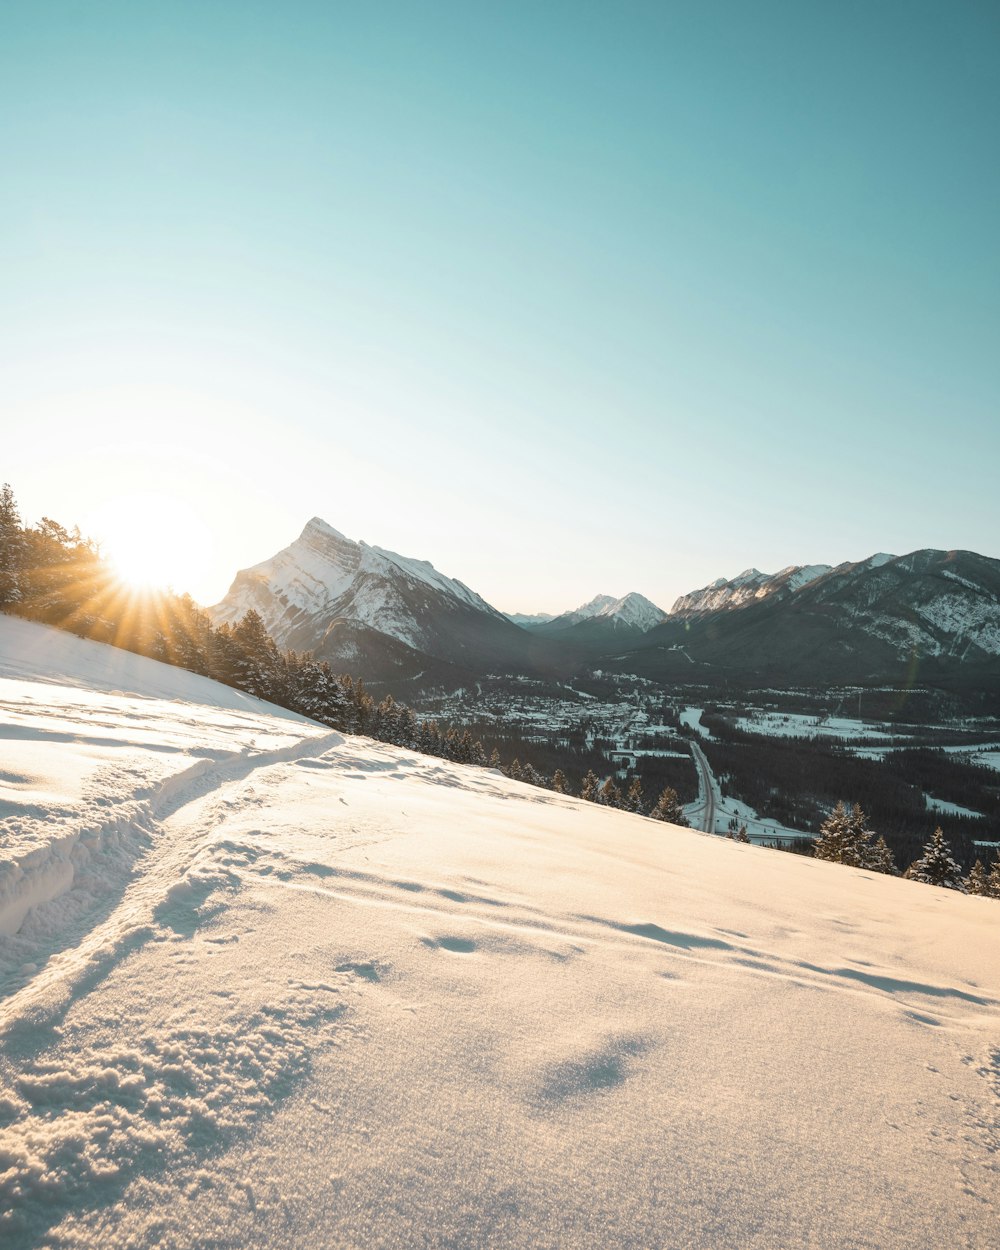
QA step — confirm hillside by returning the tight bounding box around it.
[1,616,999,1249]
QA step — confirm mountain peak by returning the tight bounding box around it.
[536,591,666,634]
[574,593,618,618]
[301,516,352,544]
[594,591,667,630]
[209,519,517,677]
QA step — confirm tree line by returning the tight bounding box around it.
[696,726,989,871]
[812,800,1000,896]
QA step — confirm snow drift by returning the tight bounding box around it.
[1,616,998,1249]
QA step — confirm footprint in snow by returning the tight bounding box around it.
[336,961,382,982]
[422,936,477,954]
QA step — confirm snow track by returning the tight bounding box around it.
[1,729,342,1036]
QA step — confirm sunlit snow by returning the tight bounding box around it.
[1,617,999,1249]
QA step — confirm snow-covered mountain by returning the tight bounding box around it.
[529,592,667,639]
[668,550,1000,659]
[615,549,1000,691]
[210,518,531,686]
[670,563,836,617]
[210,526,999,694]
[2,615,999,1249]
[506,611,556,627]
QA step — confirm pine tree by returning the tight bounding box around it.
[580,770,600,803]
[737,824,750,843]
[599,777,623,808]
[551,769,569,795]
[0,482,24,608]
[966,860,990,896]
[988,859,1000,900]
[843,804,873,867]
[814,801,859,864]
[399,707,419,750]
[521,762,543,787]
[865,835,895,875]
[488,747,502,771]
[230,609,283,700]
[907,827,966,891]
[650,786,687,825]
[508,758,523,781]
[625,776,645,814]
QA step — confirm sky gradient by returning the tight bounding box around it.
[3,1,998,612]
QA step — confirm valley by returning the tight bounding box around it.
[204,519,1000,873]
[414,674,1000,868]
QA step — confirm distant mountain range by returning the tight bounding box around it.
[524,592,667,640]
[611,550,1000,699]
[209,520,1000,700]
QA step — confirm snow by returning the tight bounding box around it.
[569,592,617,619]
[669,562,832,617]
[776,562,834,590]
[915,593,1000,656]
[544,592,666,632]
[2,616,1000,1249]
[679,706,713,738]
[736,711,894,741]
[505,611,556,626]
[684,738,807,845]
[925,794,985,820]
[367,545,486,612]
[593,592,666,631]
[210,517,504,649]
[864,592,1000,658]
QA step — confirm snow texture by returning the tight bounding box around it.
[2,616,1000,1249]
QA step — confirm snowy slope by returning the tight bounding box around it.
[2,617,1000,1249]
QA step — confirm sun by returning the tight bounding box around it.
[93,494,208,595]
[109,527,182,591]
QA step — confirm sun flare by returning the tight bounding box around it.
[92,494,209,595]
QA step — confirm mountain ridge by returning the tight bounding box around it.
[210,523,1000,696]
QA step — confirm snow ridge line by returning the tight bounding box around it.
[0,806,151,939]
[0,728,342,1034]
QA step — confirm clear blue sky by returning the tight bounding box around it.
[3,1,997,611]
